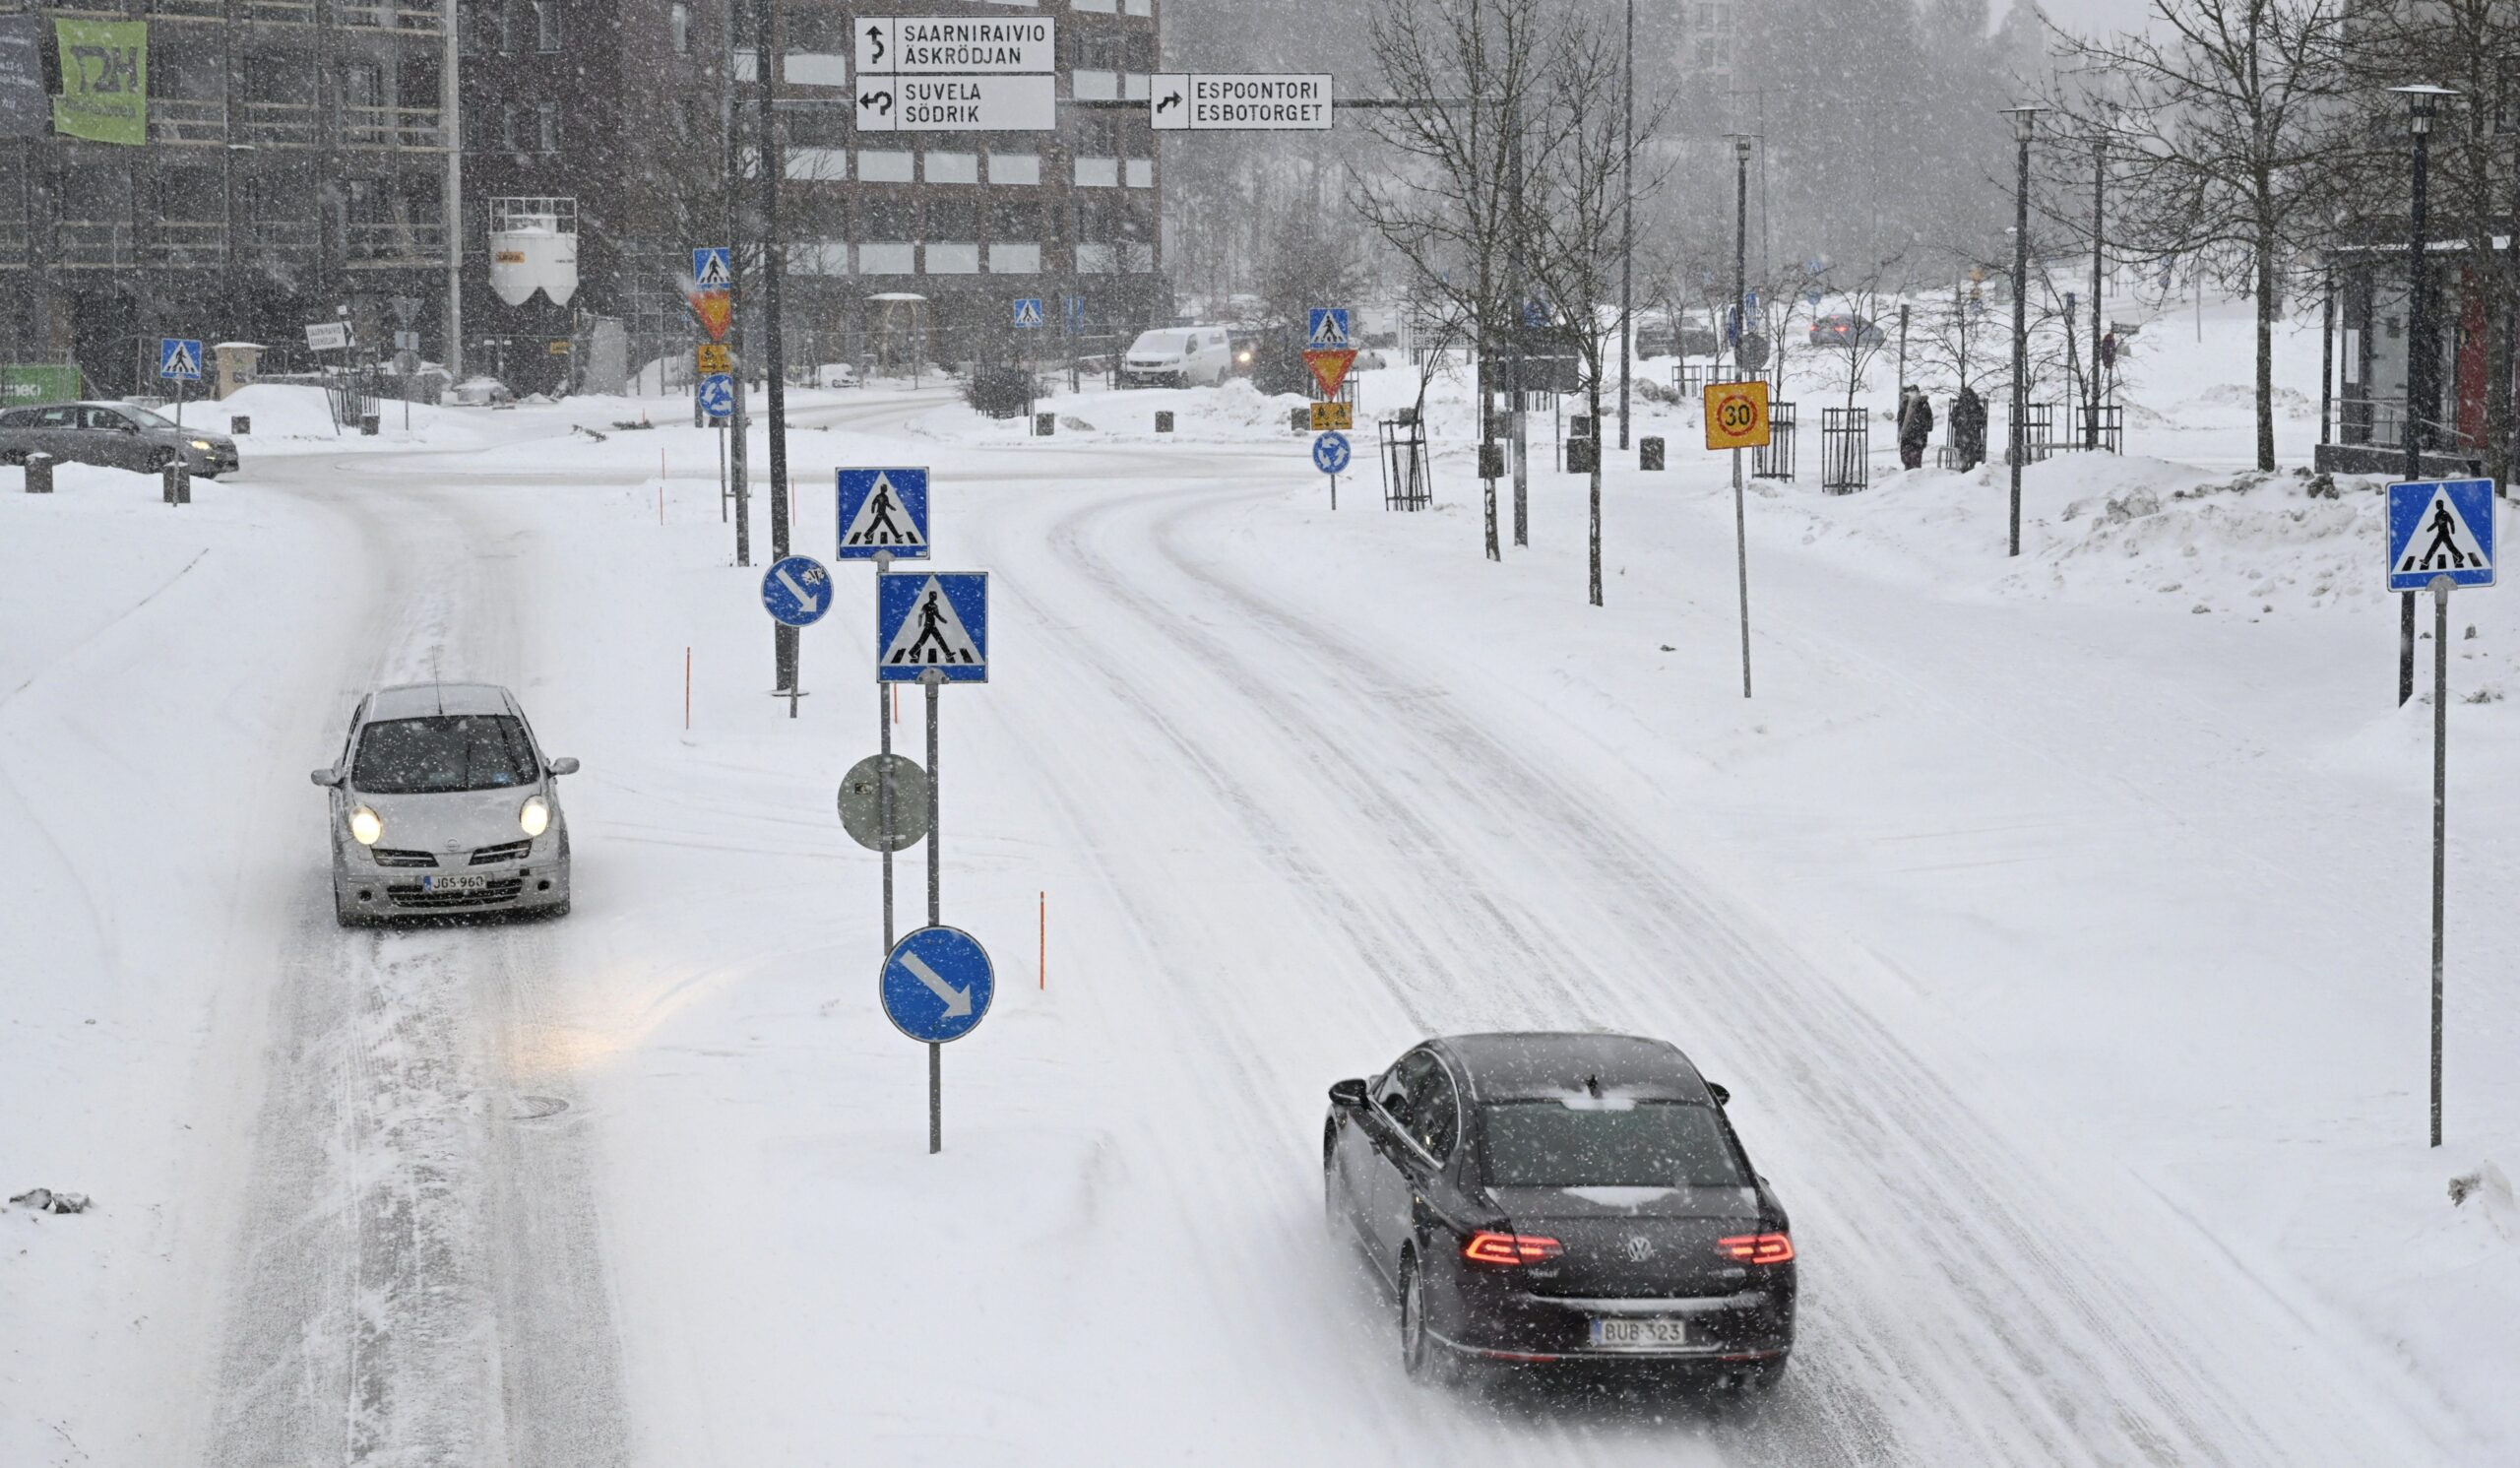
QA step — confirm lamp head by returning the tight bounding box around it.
[2389,83,2459,135]
[2002,105,2047,144]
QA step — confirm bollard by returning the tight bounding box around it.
[1641,436,1666,472]
[359,412,380,436]
[1567,439,1599,474]
[24,451,54,493]
[1034,412,1055,437]
[161,458,191,506]
[1291,407,1310,435]
[1155,411,1174,433]
[229,415,250,436]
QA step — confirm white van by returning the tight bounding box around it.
[1120,327,1234,388]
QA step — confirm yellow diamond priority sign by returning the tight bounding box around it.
[1703,379,1771,451]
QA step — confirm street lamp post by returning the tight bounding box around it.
[1730,133,1754,700]
[2003,105,2045,557]
[1617,0,1634,453]
[2088,135,2106,450]
[2391,84,2457,707]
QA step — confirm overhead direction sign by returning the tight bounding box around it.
[1303,349,1358,399]
[1313,431,1353,476]
[881,925,995,1044]
[762,555,834,627]
[856,16,1055,75]
[1150,73,1334,130]
[1704,379,1772,451]
[158,338,203,382]
[692,247,733,291]
[856,74,1054,131]
[1307,308,1352,350]
[838,468,931,559]
[878,572,988,683]
[1311,401,1354,432]
[2388,479,2498,592]
[1013,297,1044,329]
[698,372,736,420]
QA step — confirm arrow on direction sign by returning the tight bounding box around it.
[1157,90,1182,114]
[860,90,894,116]
[865,23,886,65]
[901,952,973,1017]
[777,567,821,613]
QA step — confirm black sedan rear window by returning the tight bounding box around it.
[352,715,537,794]
[1480,1101,1746,1188]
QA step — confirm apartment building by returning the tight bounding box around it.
[0,0,456,395]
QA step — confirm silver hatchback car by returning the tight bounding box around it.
[311,682,577,925]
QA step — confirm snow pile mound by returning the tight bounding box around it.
[2450,1161,2518,1243]
[8,1186,91,1214]
[2030,461,2382,612]
[209,384,348,439]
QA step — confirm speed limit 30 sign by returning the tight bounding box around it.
[1704,380,1772,451]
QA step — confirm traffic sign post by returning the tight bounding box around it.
[2385,478,2497,1148]
[1706,380,1772,701]
[882,925,996,1153]
[761,555,833,627]
[690,244,743,565]
[877,573,988,683]
[1307,308,1352,350]
[840,752,930,853]
[698,372,736,421]
[855,17,1057,133]
[158,338,203,428]
[1310,402,1353,432]
[838,468,931,559]
[1314,429,1351,510]
[1012,298,1044,330]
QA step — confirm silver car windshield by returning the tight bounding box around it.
[352,715,538,795]
[1480,1101,1745,1188]
[121,406,178,430]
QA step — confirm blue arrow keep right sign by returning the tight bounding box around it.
[882,925,995,1043]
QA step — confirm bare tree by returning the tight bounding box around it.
[2046,0,2352,473]
[1806,262,1907,415]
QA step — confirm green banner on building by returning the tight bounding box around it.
[0,365,85,405]
[52,19,147,146]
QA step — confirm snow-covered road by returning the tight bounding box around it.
[5,381,2506,1464]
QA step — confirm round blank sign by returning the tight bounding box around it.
[838,752,930,853]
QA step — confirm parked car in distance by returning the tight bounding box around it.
[815,362,861,389]
[0,401,240,478]
[448,376,516,408]
[1807,314,1886,349]
[313,682,577,925]
[1120,327,1235,388]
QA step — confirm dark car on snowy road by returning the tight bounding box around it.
[1323,1032,1796,1393]
[0,401,240,478]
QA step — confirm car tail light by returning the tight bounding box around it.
[1717,1232,1796,1265]
[1463,1232,1563,1265]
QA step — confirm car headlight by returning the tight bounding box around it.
[519,795,551,838]
[190,439,213,451]
[348,805,384,846]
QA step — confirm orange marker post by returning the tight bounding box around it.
[1039,891,1046,989]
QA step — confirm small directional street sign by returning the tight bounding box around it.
[1313,430,1353,476]
[878,572,988,683]
[857,74,1055,132]
[2388,479,2498,592]
[1310,401,1353,432]
[839,752,931,853]
[158,338,203,382]
[1303,349,1357,399]
[304,321,352,352]
[838,467,931,559]
[698,371,736,420]
[1013,297,1044,329]
[881,925,995,1044]
[693,247,733,291]
[761,554,834,627]
[1149,73,1334,130]
[696,343,732,376]
[1704,379,1773,451]
[1307,308,1352,350]
[857,15,1055,75]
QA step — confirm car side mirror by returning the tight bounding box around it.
[1328,1078,1368,1110]
[1706,1082,1731,1108]
[547,757,580,777]
[309,767,339,788]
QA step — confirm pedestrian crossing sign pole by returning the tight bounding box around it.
[2384,477,2498,1148]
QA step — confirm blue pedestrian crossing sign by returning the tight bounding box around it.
[881,925,995,1044]
[692,247,733,291]
[1013,297,1044,329]
[2387,479,2498,592]
[878,572,988,683]
[838,468,931,559]
[158,338,204,382]
[1312,430,1352,476]
[761,555,834,627]
[1522,299,1550,329]
[698,372,735,420]
[1307,308,1352,350]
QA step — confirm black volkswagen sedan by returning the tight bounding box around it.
[1323,1033,1796,1390]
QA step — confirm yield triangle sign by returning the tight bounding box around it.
[691,292,734,343]
[883,577,984,670]
[2388,479,2498,591]
[843,471,927,550]
[1303,349,1358,399]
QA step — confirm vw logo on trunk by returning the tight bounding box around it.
[1623,1236,1655,1263]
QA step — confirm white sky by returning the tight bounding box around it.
[2012,0,2154,34]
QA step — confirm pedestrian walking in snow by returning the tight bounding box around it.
[1952,385,1986,472]
[1897,386,1934,471]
